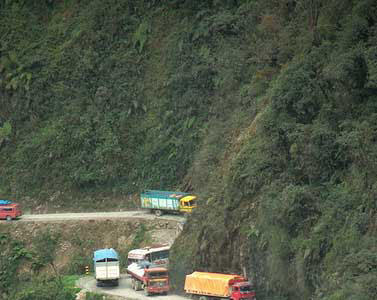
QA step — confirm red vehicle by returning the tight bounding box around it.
[184,272,256,300]
[0,201,22,221]
[127,263,169,296]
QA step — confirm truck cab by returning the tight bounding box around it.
[179,195,197,214]
[230,281,256,300]
[144,268,169,295]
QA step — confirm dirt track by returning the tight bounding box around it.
[17,210,185,223]
[77,274,189,300]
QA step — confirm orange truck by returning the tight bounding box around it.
[184,272,256,300]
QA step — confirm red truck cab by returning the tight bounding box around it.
[128,263,169,296]
[144,268,169,295]
[0,202,22,221]
[230,281,256,300]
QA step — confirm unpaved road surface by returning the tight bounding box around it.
[77,274,189,300]
[17,211,185,223]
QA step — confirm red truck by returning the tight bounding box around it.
[0,200,22,221]
[127,263,169,296]
[184,272,256,300]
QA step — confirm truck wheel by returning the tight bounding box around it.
[154,210,163,217]
[131,279,136,290]
[6,216,12,221]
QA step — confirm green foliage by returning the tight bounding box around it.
[269,51,329,124]
[65,252,92,275]
[0,231,32,296]
[170,1,377,300]
[85,292,106,300]
[1,0,377,299]
[0,52,32,91]
[31,229,60,274]
[130,223,149,249]
[61,275,80,290]
[0,121,12,140]
[10,277,76,300]
[133,20,150,53]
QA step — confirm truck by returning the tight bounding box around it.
[127,244,170,268]
[184,272,256,300]
[141,190,197,216]
[127,261,169,296]
[0,200,22,221]
[93,248,120,287]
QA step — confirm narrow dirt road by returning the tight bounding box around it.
[17,210,185,223]
[77,274,189,300]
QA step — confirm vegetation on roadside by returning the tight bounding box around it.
[1,0,376,299]
[0,220,155,299]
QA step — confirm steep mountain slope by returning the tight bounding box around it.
[1,1,376,299]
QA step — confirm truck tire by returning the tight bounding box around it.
[132,278,137,290]
[136,280,142,291]
[6,216,12,221]
[154,210,163,217]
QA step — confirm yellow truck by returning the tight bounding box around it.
[184,272,256,300]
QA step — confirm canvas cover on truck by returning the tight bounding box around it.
[141,190,183,211]
[185,272,244,298]
[94,248,119,262]
[0,200,12,205]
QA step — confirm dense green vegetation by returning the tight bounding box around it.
[0,231,78,300]
[1,0,376,299]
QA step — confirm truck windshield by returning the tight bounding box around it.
[148,272,167,278]
[107,258,118,262]
[95,258,118,263]
[240,286,252,293]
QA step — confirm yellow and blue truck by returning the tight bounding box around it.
[141,190,197,216]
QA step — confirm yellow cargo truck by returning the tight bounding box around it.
[184,272,256,300]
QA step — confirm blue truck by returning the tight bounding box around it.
[0,200,12,205]
[140,190,197,216]
[93,248,120,287]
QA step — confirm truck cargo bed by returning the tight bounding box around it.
[185,272,245,298]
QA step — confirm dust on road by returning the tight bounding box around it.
[77,274,189,300]
[17,210,185,223]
